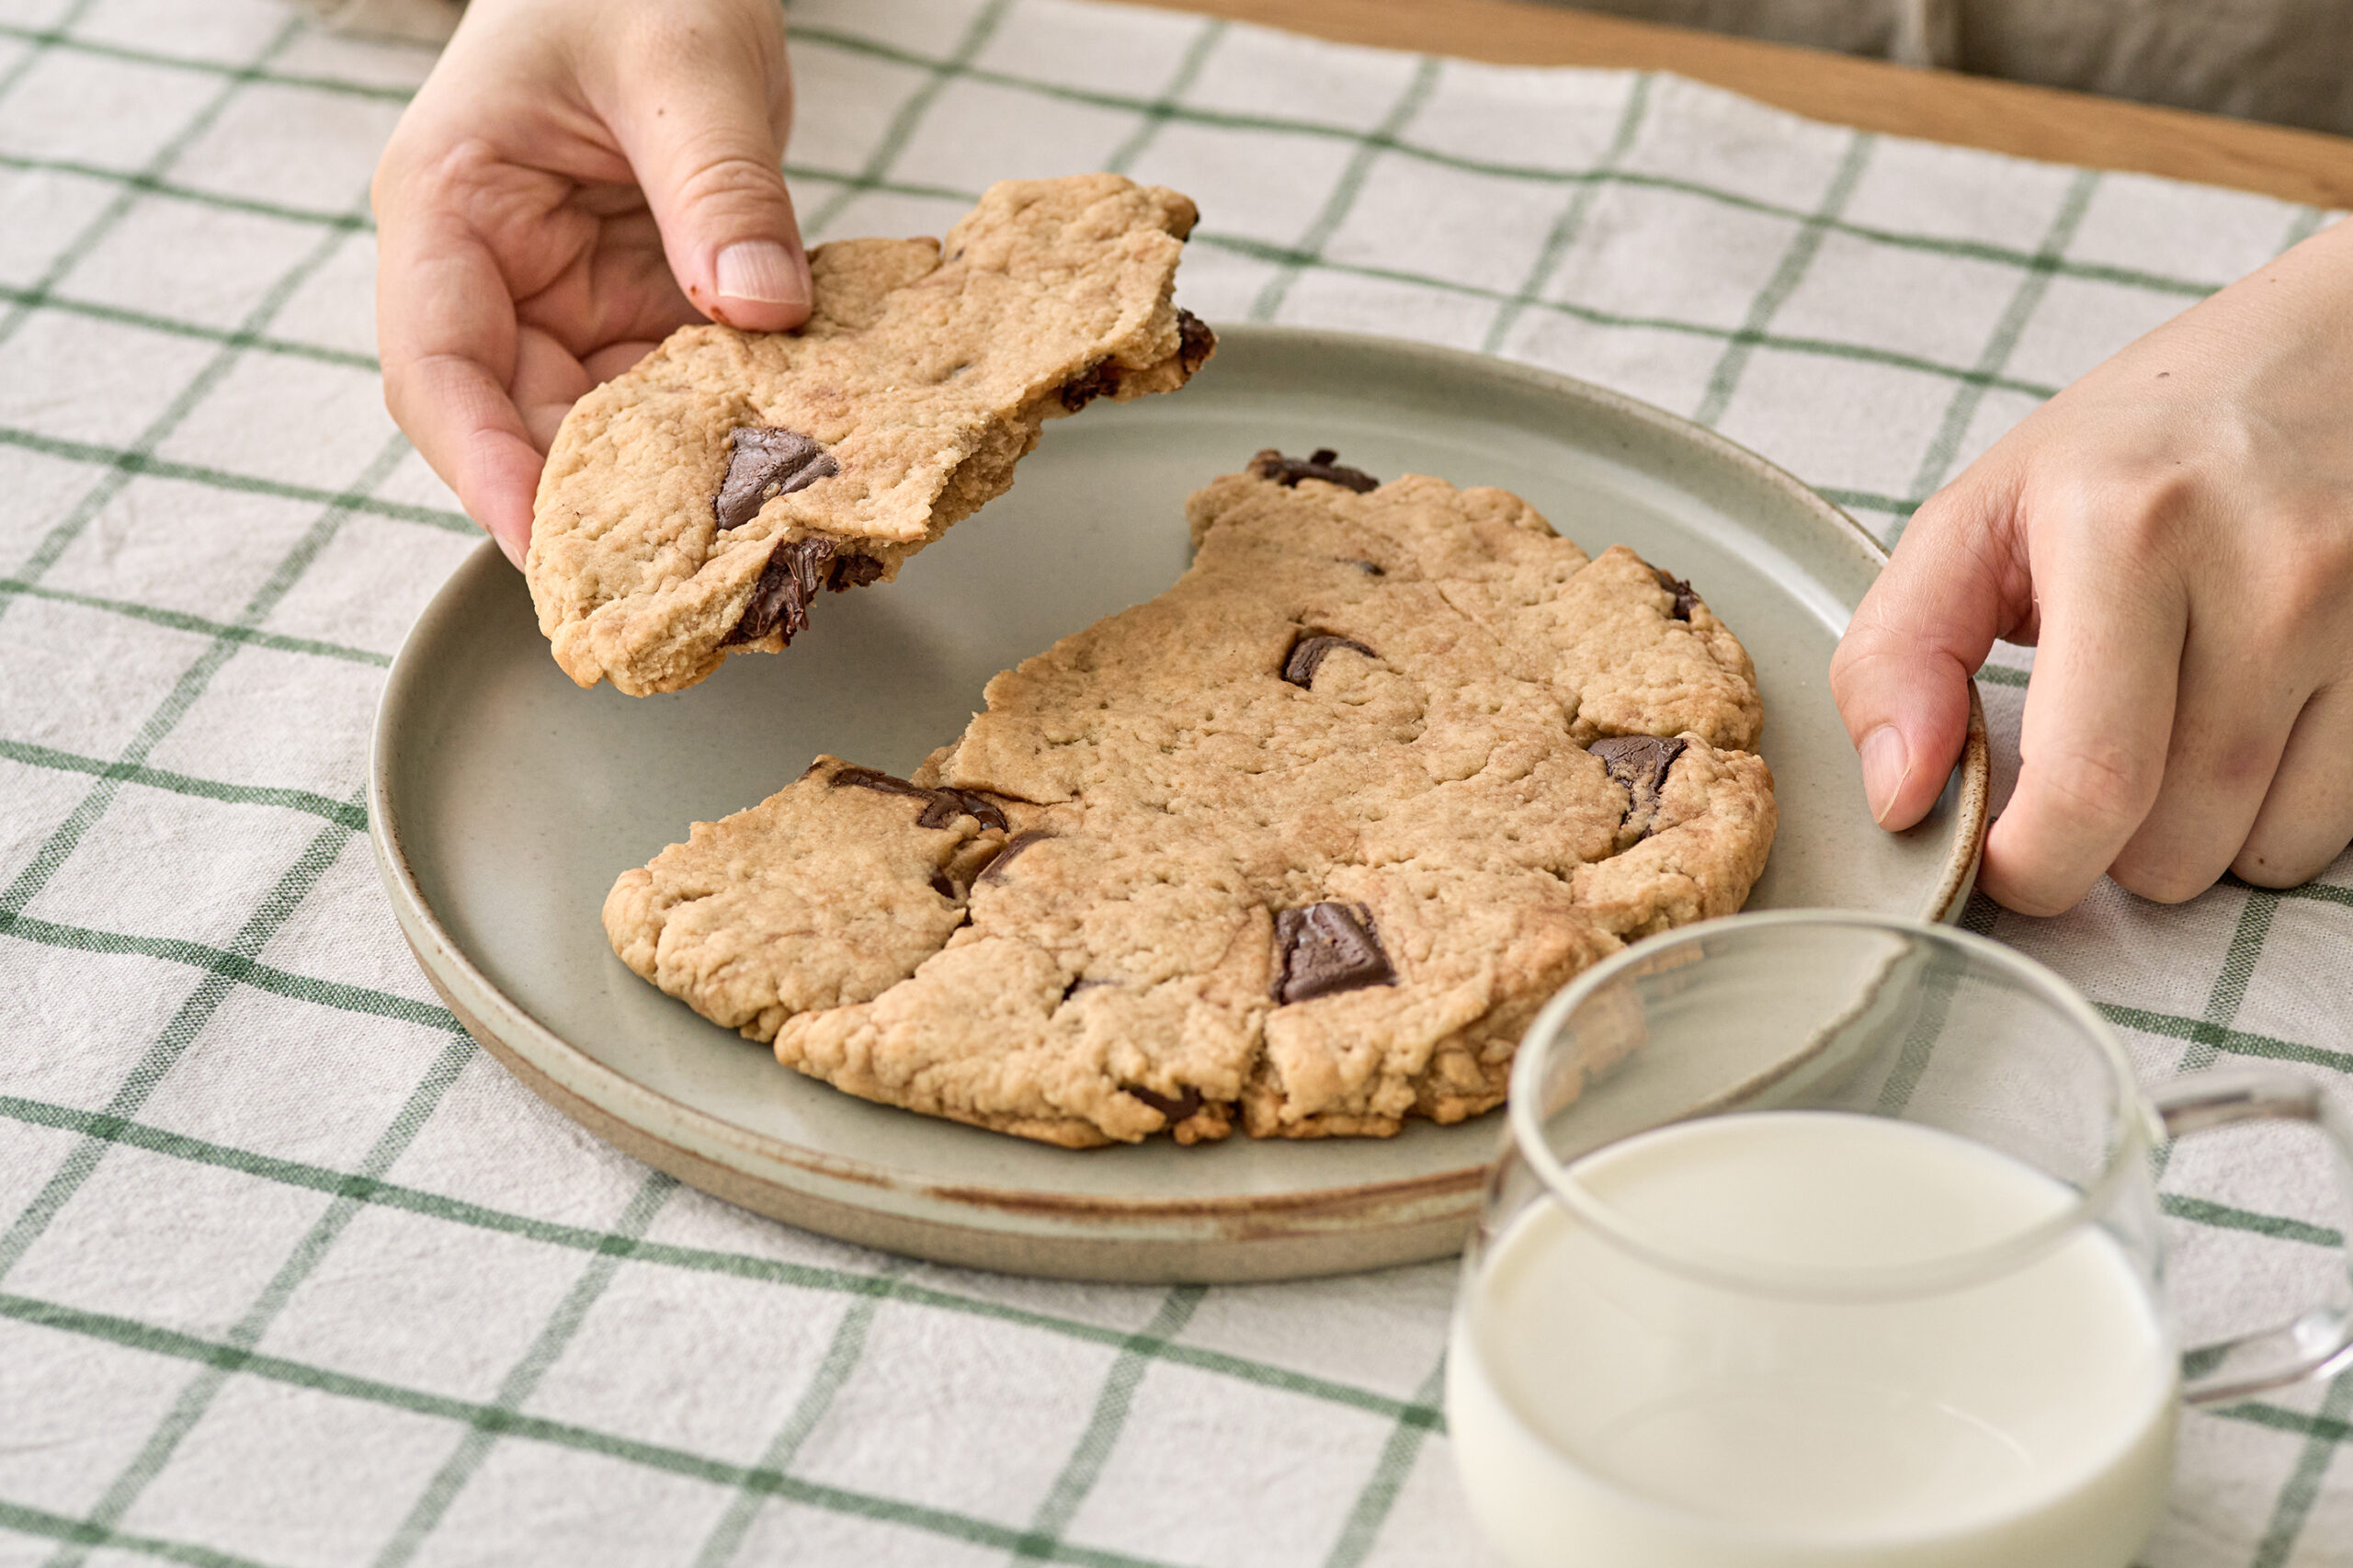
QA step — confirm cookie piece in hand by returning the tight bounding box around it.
[529,173,1216,696]
[608,458,1775,1148]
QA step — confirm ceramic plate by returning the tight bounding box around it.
[369,325,1988,1284]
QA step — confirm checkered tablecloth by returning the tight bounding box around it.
[1,0,2348,1562]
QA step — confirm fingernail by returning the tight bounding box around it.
[1860,725,1910,825]
[715,240,807,307]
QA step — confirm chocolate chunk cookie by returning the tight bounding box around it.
[606,459,1775,1147]
[529,174,1214,696]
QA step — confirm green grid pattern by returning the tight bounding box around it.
[685,1255,920,1568]
[1888,167,2101,543]
[1479,74,1652,356]
[368,1170,682,1568]
[0,0,2348,1563]
[1689,129,1875,427]
[1245,55,1440,322]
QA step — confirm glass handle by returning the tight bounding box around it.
[2151,1067,2353,1405]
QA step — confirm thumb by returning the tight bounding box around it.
[609,25,810,332]
[1828,465,2026,830]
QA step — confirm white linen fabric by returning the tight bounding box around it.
[0,0,2346,1563]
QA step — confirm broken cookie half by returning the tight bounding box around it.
[527,173,1217,696]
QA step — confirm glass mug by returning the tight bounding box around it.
[1448,911,2353,1568]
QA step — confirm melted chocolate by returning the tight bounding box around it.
[1176,310,1216,375]
[829,767,1006,833]
[827,766,930,801]
[1589,734,1688,816]
[727,537,836,645]
[1272,902,1397,1004]
[830,553,887,591]
[917,789,1008,833]
[1653,565,1698,621]
[1060,360,1121,412]
[1281,631,1377,688]
[974,828,1051,886]
[714,426,837,529]
[1124,1084,1205,1121]
[1247,448,1380,494]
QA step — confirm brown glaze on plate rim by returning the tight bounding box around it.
[369,323,1989,1282]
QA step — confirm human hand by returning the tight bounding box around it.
[1831,219,2353,915]
[371,0,809,566]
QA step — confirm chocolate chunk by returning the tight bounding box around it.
[715,426,838,529]
[974,828,1050,886]
[1653,565,1698,621]
[1247,448,1380,494]
[727,536,836,646]
[1282,631,1377,688]
[828,765,930,801]
[829,553,887,591]
[1176,309,1216,375]
[929,870,957,899]
[1589,734,1688,803]
[1342,558,1385,576]
[1060,360,1120,412]
[917,789,1008,833]
[1272,902,1397,1004]
[829,767,1007,832]
[1124,1085,1204,1122]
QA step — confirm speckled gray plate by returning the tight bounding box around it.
[369,325,1988,1284]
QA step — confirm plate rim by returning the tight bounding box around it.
[368,323,1991,1250]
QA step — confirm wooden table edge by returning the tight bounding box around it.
[1121,0,2353,210]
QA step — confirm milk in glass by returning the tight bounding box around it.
[1447,1111,2177,1568]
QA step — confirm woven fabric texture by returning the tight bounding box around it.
[0,0,2347,1563]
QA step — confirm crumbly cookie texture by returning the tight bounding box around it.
[529,174,1214,696]
[606,458,1776,1147]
